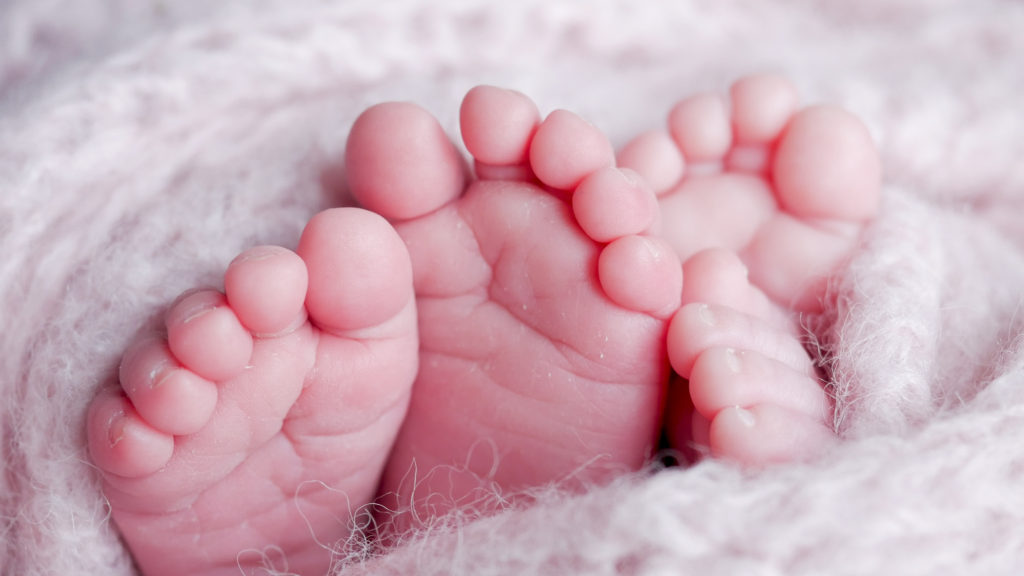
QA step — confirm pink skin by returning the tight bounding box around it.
[87,210,418,576]
[620,73,881,313]
[345,86,682,532]
[87,75,881,573]
[619,74,881,463]
[665,249,838,464]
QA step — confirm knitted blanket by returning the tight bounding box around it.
[2,1,1023,574]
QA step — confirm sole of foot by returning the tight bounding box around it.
[345,86,682,533]
[87,208,417,576]
[618,73,881,313]
[626,74,880,466]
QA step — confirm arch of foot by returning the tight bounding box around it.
[346,86,684,318]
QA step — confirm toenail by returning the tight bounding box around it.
[149,359,174,389]
[236,245,284,263]
[107,409,127,447]
[734,407,756,428]
[697,303,716,326]
[179,301,216,324]
[724,348,742,373]
[634,236,660,259]
[172,291,226,325]
[618,167,643,188]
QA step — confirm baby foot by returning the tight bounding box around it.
[618,73,881,312]
[621,75,880,465]
[665,248,836,465]
[345,87,682,529]
[87,209,417,576]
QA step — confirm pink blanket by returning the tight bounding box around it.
[2,1,1023,574]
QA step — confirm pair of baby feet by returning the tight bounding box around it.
[87,74,880,575]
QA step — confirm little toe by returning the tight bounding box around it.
[681,248,793,329]
[617,131,685,195]
[598,235,682,317]
[296,207,413,334]
[166,290,253,383]
[224,246,308,336]
[667,302,814,378]
[461,85,540,179]
[346,102,467,221]
[119,337,218,436]
[87,389,174,478]
[573,167,659,243]
[529,109,615,191]
[681,249,751,305]
[668,93,732,165]
[708,404,836,465]
[772,105,882,222]
[689,347,830,422]
[729,73,800,146]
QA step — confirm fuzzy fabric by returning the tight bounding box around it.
[2,1,1023,574]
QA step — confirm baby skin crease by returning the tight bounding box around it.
[87,74,880,575]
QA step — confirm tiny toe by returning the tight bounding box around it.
[729,74,800,146]
[598,235,682,317]
[772,105,881,222]
[166,290,253,382]
[460,85,540,167]
[573,167,659,243]
[346,102,466,220]
[297,207,413,334]
[529,109,615,191]
[681,249,751,306]
[616,131,685,195]
[667,303,814,378]
[120,337,218,436]
[689,347,829,421]
[668,93,732,164]
[708,404,836,465]
[87,389,174,478]
[225,246,308,336]
[681,248,792,329]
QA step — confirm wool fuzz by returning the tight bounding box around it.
[1,1,1022,574]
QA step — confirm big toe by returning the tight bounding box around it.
[296,207,414,334]
[346,102,467,221]
[773,105,881,222]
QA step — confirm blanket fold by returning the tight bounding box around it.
[1,1,1022,574]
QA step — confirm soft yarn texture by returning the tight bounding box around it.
[2,1,1023,574]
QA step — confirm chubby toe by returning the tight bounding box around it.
[88,389,174,478]
[166,290,253,383]
[709,404,836,465]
